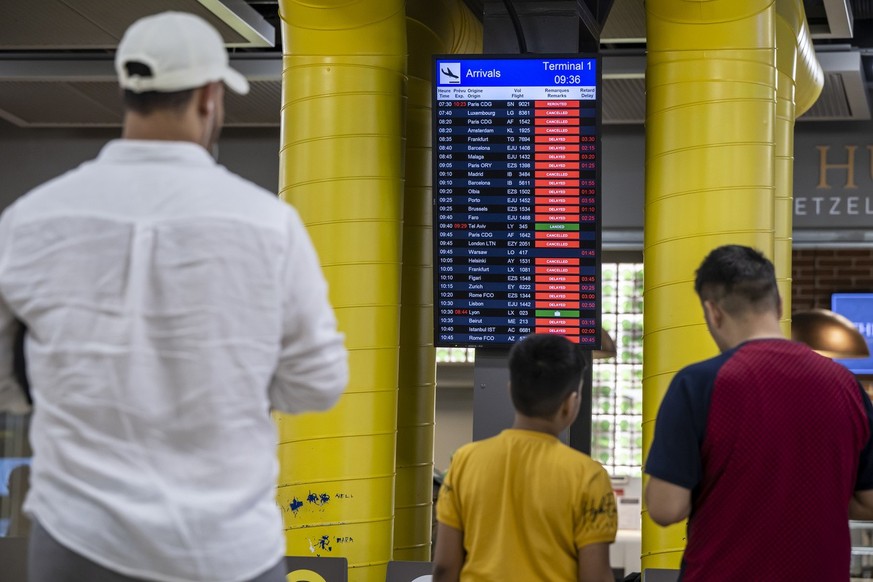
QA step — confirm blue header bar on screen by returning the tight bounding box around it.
[435,57,597,87]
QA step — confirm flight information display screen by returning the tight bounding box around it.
[432,55,601,348]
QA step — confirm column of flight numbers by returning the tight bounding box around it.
[504,99,536,341]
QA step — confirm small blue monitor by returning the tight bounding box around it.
[831,293,873,376]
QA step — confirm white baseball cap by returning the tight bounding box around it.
[115,11,249,95]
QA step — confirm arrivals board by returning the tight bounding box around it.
[433,55,602,348]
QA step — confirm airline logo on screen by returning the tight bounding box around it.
[440,62,462,85]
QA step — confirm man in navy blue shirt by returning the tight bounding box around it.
[645,245,873,581]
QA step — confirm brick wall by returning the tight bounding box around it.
[791,249,873,311]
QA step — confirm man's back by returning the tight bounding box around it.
[651,339,872,580]
[436,429,616,581]
[0,140,347,581]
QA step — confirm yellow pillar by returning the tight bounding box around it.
[643,0,777,572]
[774,9,797,336]
[276,2,406,580]
[395,0,482,561]
[774,0,823,335]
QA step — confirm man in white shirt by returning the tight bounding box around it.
[0,12,348,582]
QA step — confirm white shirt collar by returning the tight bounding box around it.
[97,139,217,167]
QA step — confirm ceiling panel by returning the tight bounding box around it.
[0,0,120,48]
[602,77,645,124]
[806,71,853,118]
[800,71,870,119]
[0,0,272,50]
[601,0,645,43]
[0,80,120,126]
[0,76,281,128]
[223,81,281,126]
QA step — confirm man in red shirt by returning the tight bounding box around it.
[646,244,873,580]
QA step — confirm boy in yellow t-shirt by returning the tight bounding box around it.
[433,334,617,582]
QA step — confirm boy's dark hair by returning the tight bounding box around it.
[694,245,780,316]
[121,62,195,115]
[509,334,585,419]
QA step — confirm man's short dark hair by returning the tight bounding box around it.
[120,61,195,115]
[694,245,780,316]
[508,334,585,419]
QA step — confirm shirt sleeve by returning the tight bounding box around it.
[855,382,873,491]
[268,207,348,413]
[644,371,708,491]
[575,464,618,548]
[0,207,31,414]
[436,454,464,531]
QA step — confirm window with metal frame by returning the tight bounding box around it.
[592,262,643,476]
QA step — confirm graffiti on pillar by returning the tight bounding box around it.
[284,490,354,517]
